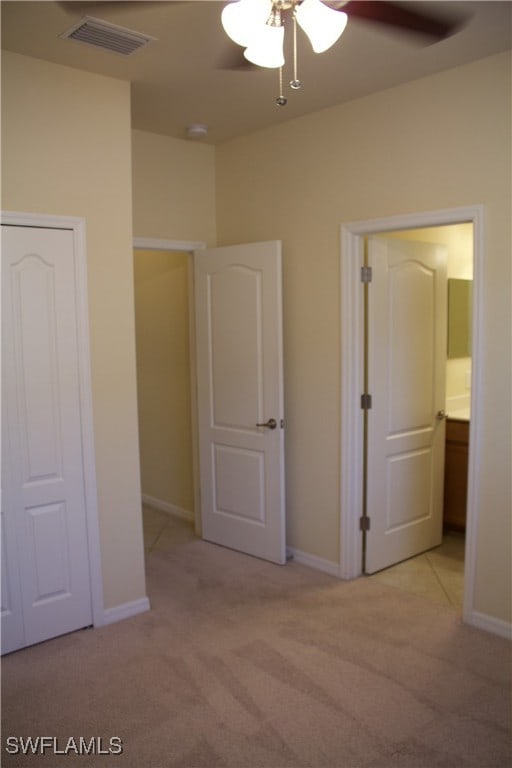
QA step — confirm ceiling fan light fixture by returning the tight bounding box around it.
[221,0,272,47]
[244,22,285,68]
[296,0,348,53]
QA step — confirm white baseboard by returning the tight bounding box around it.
[142,494,194,522]
[287,547,340,577]
[466,610,512,640]
[100,597,151,627]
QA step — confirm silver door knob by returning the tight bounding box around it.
[256,418,277,430]
[436,410,446,420]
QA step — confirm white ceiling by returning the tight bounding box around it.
[2,1,511,144]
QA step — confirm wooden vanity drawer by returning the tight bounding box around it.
[443,418,469,532]
[446,418,469,444]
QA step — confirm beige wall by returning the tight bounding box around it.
[132,129,216,245]
[215,53,512,624]
[2,52,146,611]
[134,250,193,513]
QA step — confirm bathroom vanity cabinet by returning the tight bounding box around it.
[443,418,469,532]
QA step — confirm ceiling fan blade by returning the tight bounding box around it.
[331,1,461,41]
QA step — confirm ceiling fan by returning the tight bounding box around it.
[56,0,464,107]
[220,0,462,103]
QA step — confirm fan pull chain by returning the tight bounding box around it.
[276,66,287,106]
[290,9,301,90]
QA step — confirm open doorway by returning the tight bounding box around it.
[133,247,194,521]
[339,206,483,628]
[132,237,205,548]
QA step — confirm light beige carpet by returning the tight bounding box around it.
[2,514,511,767]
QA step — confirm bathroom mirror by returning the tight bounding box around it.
[447,279,472,359]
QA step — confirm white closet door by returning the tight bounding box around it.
[2,225,93,654]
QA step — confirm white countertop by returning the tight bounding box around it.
[447,407,470,421]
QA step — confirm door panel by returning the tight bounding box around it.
[210,265,262,427]
[388,260,437,429]
[365,237,447,574]
[213,445,265,523]
[194,242,286,564]
[2,225,93,653]
[1,506,25,653]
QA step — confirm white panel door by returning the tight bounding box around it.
[2,225,93,654]
[194,241,286,564]
[365,237,447,574]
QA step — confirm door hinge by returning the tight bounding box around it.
[361,265,372,283]
[360,393,372,410]
[360,516,371,532]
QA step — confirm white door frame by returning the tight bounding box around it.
[133,237,206,535]
[339,205,484,627]
[1,210,105,628]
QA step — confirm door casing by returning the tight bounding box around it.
[1,210,105,630]
[340,205,484,629]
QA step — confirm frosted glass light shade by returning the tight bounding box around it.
[296,0,348,53]
[244,23,285,68]
[221,0,272,47]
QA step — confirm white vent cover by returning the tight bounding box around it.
[60,17,155,56]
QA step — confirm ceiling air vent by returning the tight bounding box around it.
[60,17,155,56]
